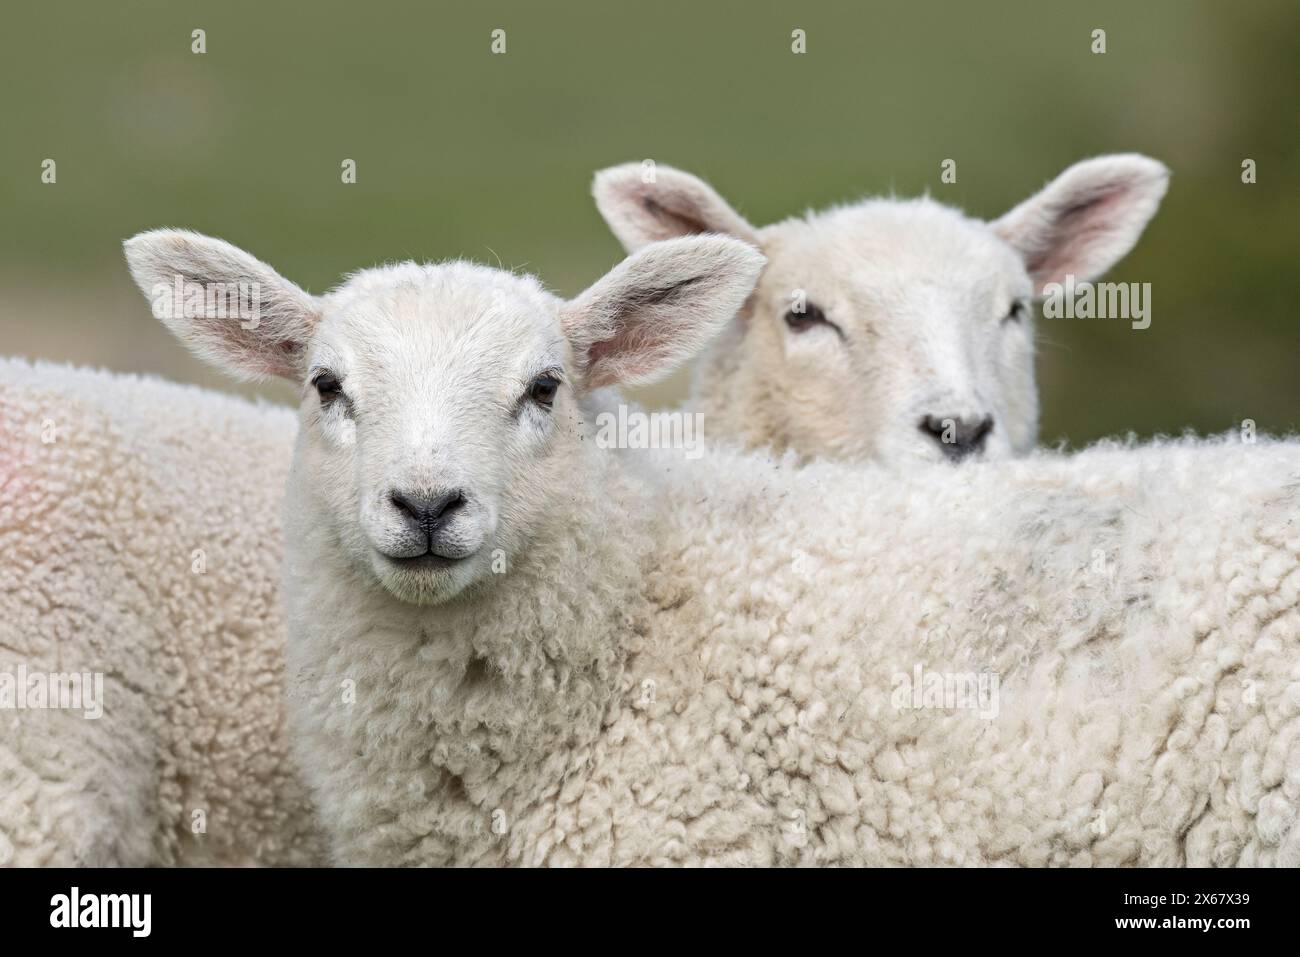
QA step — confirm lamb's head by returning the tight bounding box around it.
[594,155,1168,465]
[124,229,764,605]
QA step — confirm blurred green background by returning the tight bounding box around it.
[2,0,1297,443]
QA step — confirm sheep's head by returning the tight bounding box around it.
[594,155,1168,465]
[124,230,764,605]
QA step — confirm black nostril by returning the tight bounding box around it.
[968,416,994,448]
[389,489,465,529]
[920,415,947,439]
[919,415,995,461]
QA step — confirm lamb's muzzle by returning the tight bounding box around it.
[382,487,471,560]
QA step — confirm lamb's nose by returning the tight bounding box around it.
[389,488,465,530]
[919,414,994,461]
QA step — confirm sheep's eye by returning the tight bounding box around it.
[528,373,560,408]
[1004,299,1028,324]
[312,371,343,402]
[784,302,836,334]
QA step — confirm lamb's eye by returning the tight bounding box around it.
[784,302,837,335]
[528,373,560,408]
[1004,299,1028,324]
[312,371,343,402]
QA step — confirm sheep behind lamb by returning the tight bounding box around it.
[593,155,1169,465]
[0,356,325,866]
[127,227,1300,867]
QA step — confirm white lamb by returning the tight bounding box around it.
[0,357,325,866]
[126,227,1300,867]
[594,155,1168,464]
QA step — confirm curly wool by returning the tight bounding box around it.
[0,358,324,866]
[4,359,1298,867]
[285,404,1300,866]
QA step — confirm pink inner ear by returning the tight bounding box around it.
[639,193,711,241]
[586,336,621,368]
[1027,187,1127,289]
[196,315,310,381]
[582,275,708,387]
[585,324,665,388]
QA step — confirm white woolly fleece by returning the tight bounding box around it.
[285,394,1300,865]
[0,357,324,866]
[4,360,1299,867]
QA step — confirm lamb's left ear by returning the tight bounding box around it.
[991,154,1169,293]
[562,236,765,390]
[123,229,321,381]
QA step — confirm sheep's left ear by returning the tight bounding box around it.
[562,236,765,390]
[593,163,761,252]
[124,229,321,381]
[991,154,1169,293]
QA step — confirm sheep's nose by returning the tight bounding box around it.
[919,414,994,461]
[389,488,465,531]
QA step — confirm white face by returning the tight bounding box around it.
[124,230,765,606]
[744,201,1038,464]
[299,264,575,605]
[594,155,1168,465]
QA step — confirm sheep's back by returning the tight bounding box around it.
[0,359,325,866]
[621,437,1300,865]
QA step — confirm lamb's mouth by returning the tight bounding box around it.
[380,550,466,571]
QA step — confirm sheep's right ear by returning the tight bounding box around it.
[593,163,761,252]
[562,236,765,390]
[123,229,321,381]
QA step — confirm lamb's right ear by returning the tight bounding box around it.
[593,163,760,252]
[562,236,765,390]
[123,229,321,381]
